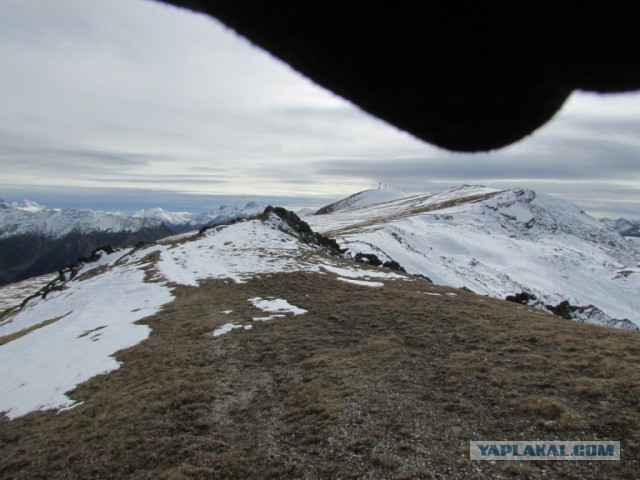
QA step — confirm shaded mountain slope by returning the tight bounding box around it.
[0,200,174,286]
[601,217,640,237]
[0,227,173,286]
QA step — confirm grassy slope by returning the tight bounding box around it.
[1,260,639,479]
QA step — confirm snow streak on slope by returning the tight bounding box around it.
[249,297,308,316]
[308,186,640,328]
[0,210,407,419]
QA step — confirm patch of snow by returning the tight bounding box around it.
[252,315,287,322]
[337,277,384,287]
[212,323,243,337]
[157,218,321,285]
[249,297,307,316]
[320,264,404,280]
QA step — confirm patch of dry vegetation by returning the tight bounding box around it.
[1,271,638,479]
[0,314,70,347]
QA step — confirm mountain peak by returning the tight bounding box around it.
[315,186,415,215]
[0,199,47,212]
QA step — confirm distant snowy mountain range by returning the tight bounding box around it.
[599,217,640,237]
[0,199,266,285]
[0,199,266,239]
[307,185,640,329]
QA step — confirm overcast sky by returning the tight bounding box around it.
[1,0,639,217]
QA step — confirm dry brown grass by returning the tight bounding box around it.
[1,270,639,479]
[0,313,70,347]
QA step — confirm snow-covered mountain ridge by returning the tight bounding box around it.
[0,200,163,240]
[308,185,640,329]
[600,217,640,237]
[0,199,266,239]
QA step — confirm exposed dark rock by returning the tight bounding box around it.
[354,253,382,266]
[543,299,638,330]
[262,206,345,256]
[415,274,433,283]
[353,253,406,272]
[382,260,406,272]
[546,300,574,319]
[77,245,117,264]
[505,292,538,305]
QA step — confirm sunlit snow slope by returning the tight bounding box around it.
[308,186,640,328]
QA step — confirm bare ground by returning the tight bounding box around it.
[1,267,639,479]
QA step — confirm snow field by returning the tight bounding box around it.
[0,252,174,419]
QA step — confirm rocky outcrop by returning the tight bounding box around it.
[505,292,538,305]
[382,260,406,272]
[354,253,382,266]
[543,300,638,330]
[353,253,406,272]
[505,292,639,330]
[262,206,345,256]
